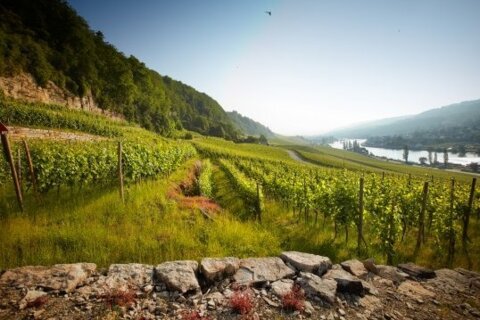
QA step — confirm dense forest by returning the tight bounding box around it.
[0,0,240,139]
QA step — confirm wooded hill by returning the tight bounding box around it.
[227,111,274,138]
[315,99,480,150]
[322,99,480,139]
[0,0,241,139]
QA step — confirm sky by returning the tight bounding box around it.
[68,0,480,135]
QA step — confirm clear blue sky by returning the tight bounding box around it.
[68,0,480,135]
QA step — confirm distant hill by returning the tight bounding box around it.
[322,99,480,138]
[227,111,274,137]
[0,0,239,139]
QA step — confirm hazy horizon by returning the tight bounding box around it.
[68,0,480,135]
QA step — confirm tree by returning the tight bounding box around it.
[443,148,449,167]
[434,152,438,164]
[419,157,428,165]
[403,145,409,164]
[428,149,433,165]
[468,162,479,173]
[458,145,466,157]
[259,134,268,145]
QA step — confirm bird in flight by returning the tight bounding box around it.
[265,11,272,16]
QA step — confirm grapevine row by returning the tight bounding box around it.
[218,158,264,219]
[1,139,196,192]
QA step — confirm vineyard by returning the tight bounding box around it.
[1,100,479,271]
[195,140,480,269]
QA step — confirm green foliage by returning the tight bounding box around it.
[1,139,195,192]
[0,0,240,139]
[198,159,213,198]
[209,150,477,266]
[0,98,125,137]
[219,159,264,218]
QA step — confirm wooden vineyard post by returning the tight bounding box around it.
[414,181,429,257]
[23,140,37,193]
[303,177,308,224]
[0,122,23,211]
[256,181,262,222]
[447,178,455,267]
[357,176,367,252]
[463,178,476,245]
[118,141,125,203]
[17,147,22,195]
[386,199,396,265]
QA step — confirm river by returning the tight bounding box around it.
[329,139,480,166]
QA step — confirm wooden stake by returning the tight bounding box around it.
[463,178,476,244]
[414,182,429,257]
[1,131,23,211]
[256,181,262,222]
[118,141,125,203]
[23,140,37,193]
[447,178,455,267]
[357,177,366,252]
[17,147,22,195]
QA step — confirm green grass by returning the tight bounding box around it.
[0,159,281,269]
[194,136,297,163]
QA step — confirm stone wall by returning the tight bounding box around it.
[0,252,479,319]
[0,73,124,121]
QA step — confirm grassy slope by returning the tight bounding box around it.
[0,159,282,268]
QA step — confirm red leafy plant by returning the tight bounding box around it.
[26,295,49,308]
[102,288,136,308]
[281,284,305,312]
[230,288,254,315]
[180,310,212,320]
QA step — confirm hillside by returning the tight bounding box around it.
[0,0,240,139]
[226,110,274,138]
[322,99,480,139]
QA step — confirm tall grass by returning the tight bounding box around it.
[0,160,280,268]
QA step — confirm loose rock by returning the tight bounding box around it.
[18,290,48,310]
[233,257,295,284]
[397,263,436,280]
[323,265,364,295]
[281,251,332,275]
[341,259,369,279]
[297,272,337,304]
[200,257,239,282]
[0,263,96,293]
[271,278,294,297]
[154,261,199,293]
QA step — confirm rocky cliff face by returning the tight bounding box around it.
[0,73,123,120]
[1,252,479,320]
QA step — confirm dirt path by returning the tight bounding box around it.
[286,149,309,164]
[7,126,107,142]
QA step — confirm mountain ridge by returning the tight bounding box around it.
[317,99,480,139]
